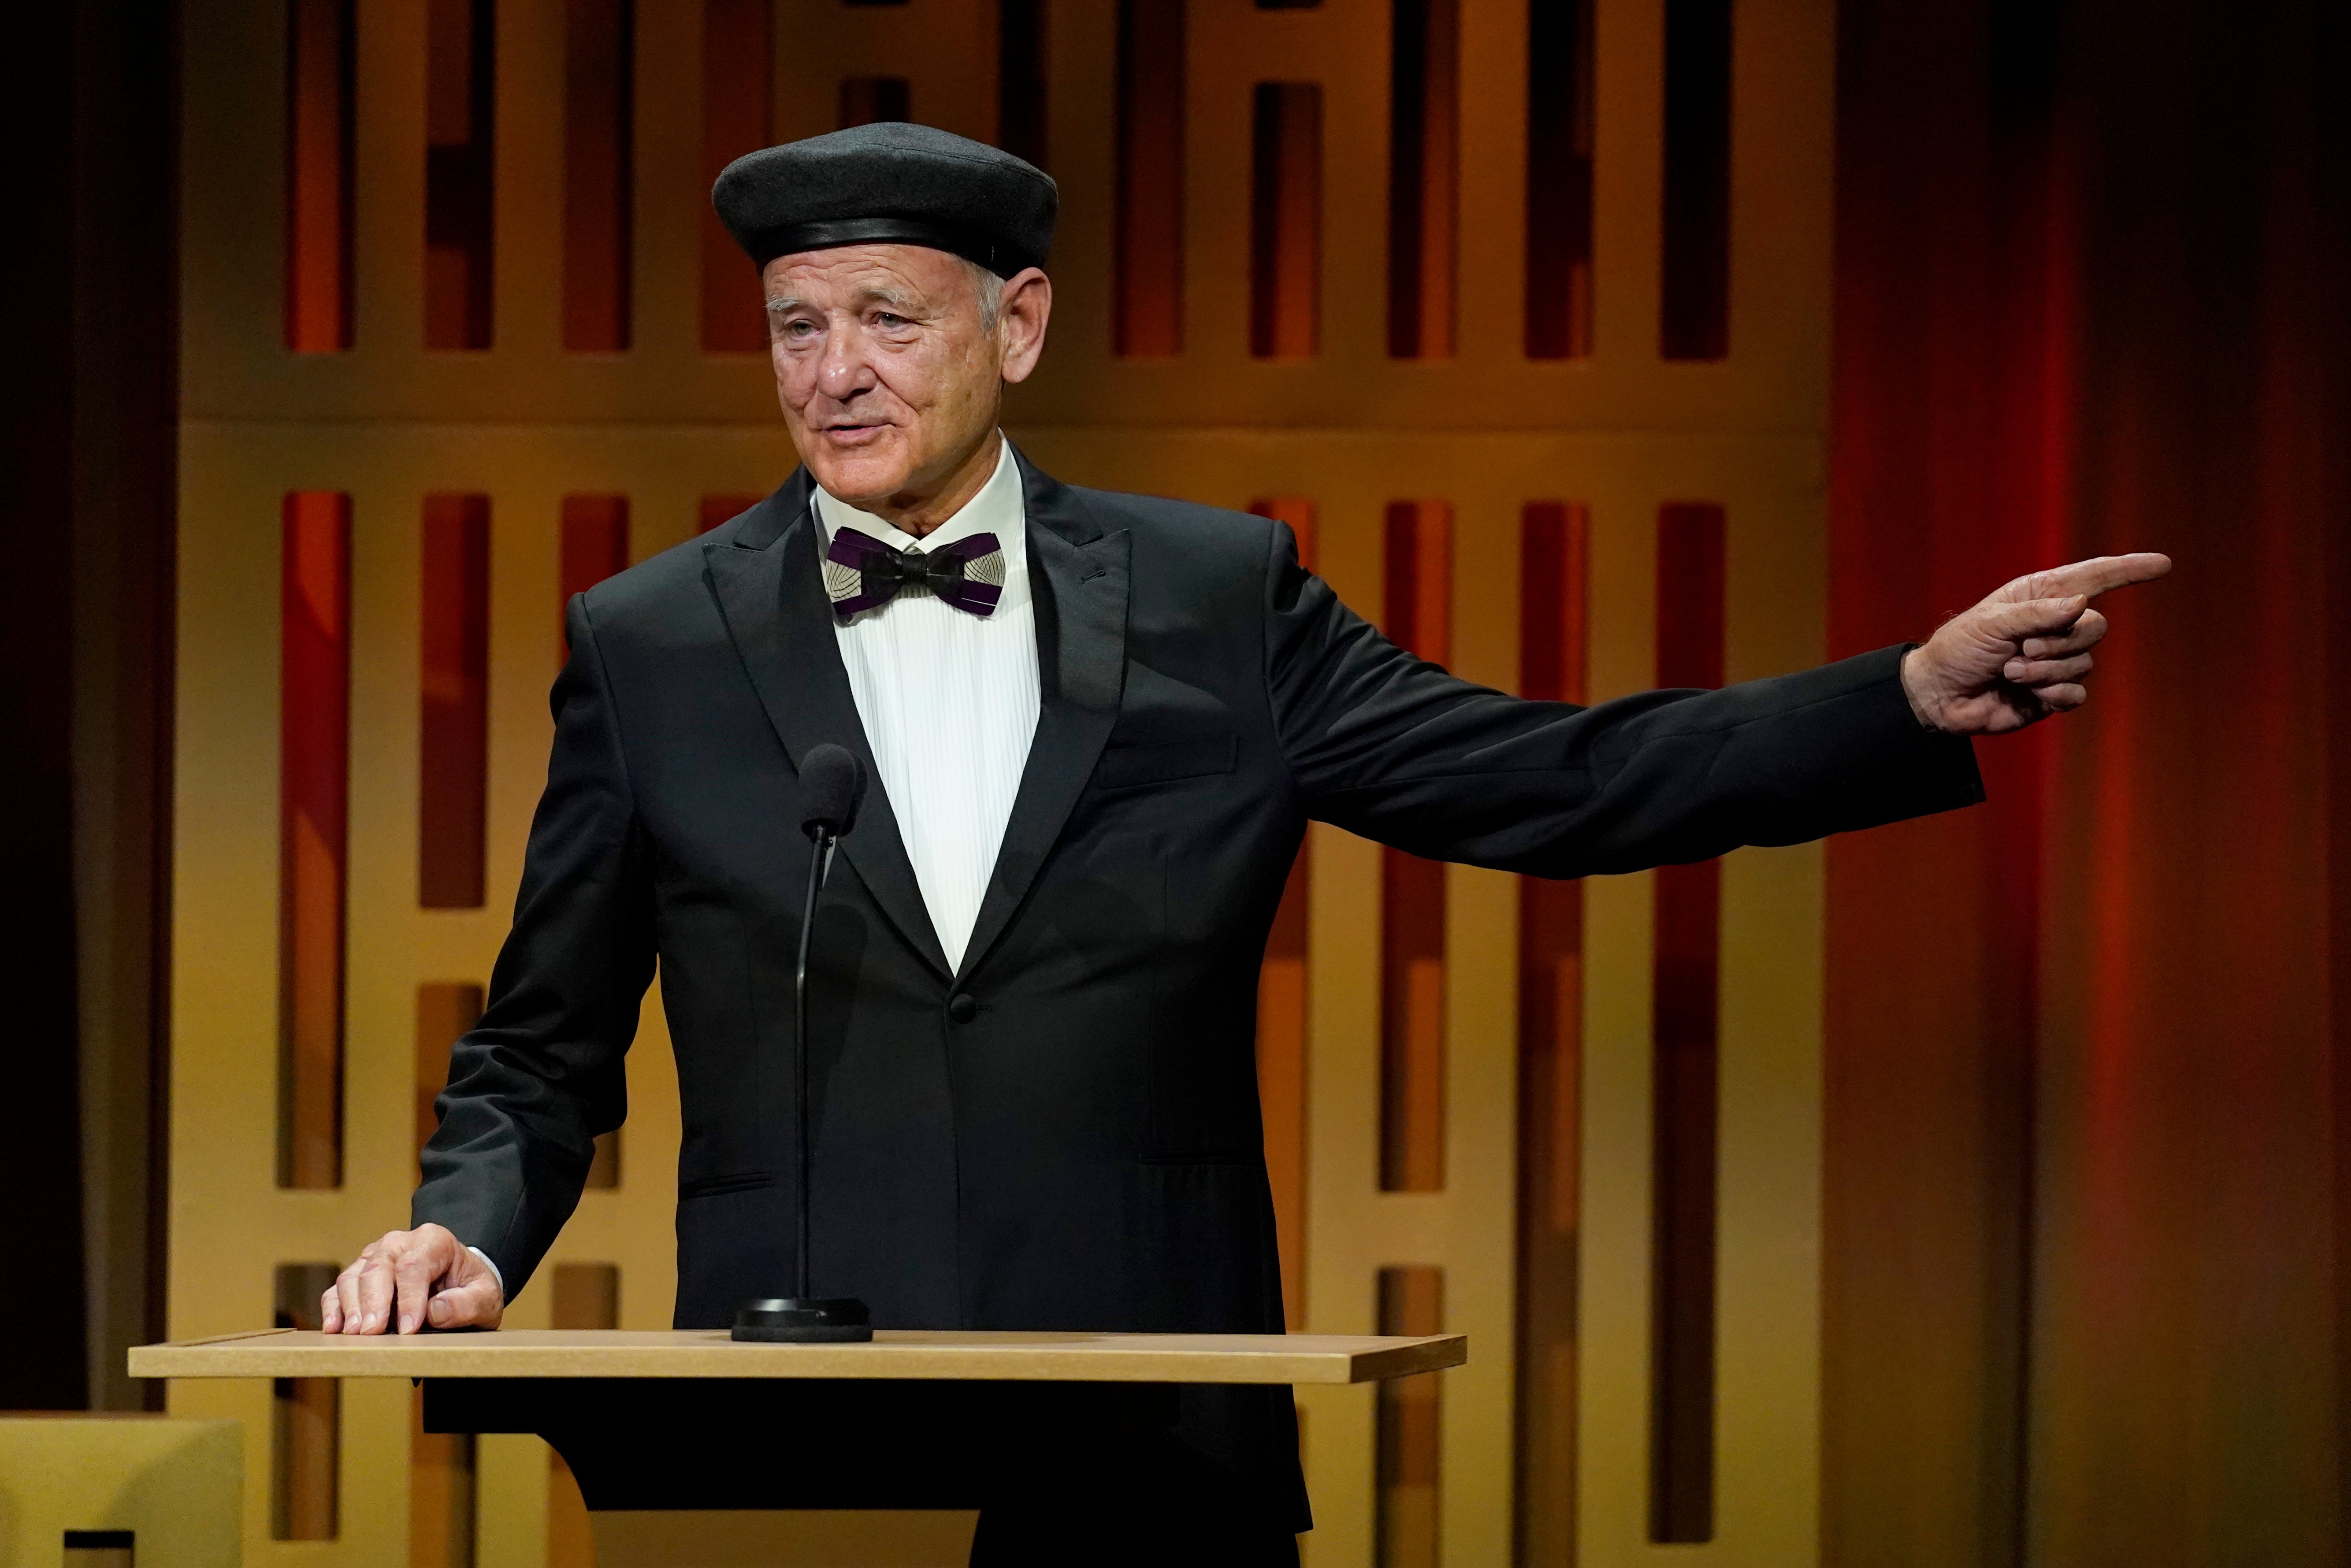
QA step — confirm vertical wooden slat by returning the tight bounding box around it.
[424,0,496,350]
[1113,0,1185,356]
[838,78,912,129]
[1380,502,1451,1194]
[562,0,633,352]
[420,496,490,910]
[1660,0,1732,360]
[410,1386,475,1568]
[995,0,1049,170]
[1386,0,1458,359]
[1376,1267,1445,1568]
[699,0,772,351]
[272,1263,342,1539]
[1515,500,1589,1565]
[1249,83,1322,360]
[284,0,355,351]
[1250,498,1318,1327]
[546,1265,620,1568]
[279,493,349,1190]
[1650,501,1725,1543]
[1524,0,1595,359]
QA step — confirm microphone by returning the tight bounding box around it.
[798,742,865,840]
[733,744,874,1344]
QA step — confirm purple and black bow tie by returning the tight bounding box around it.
[823,525,1005,620]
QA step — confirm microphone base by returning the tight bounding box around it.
[731,1297,874,1343]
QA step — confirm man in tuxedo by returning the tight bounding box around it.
[319,124,2166,1561]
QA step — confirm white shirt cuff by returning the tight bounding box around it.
[466,1245,505,1296]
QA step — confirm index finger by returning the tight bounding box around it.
[2028,553,2172,602]
[391,1239,447,1335]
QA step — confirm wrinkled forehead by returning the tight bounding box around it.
[759,243,973,310]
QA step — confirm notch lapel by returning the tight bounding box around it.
[703,476,952,979]
[957,453,1131,982]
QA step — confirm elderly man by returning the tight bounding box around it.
[320,124,2165,1562]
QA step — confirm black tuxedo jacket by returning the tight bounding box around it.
[414,450,1981,1529]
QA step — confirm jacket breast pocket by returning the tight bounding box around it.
[1098,734,1237,791]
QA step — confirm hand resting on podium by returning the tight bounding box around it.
[320,1222,504,1334]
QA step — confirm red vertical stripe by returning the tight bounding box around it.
[1523,0,1595,359]
[420,495,490,910]
[1113,0,1185,356]
[559,495,631,655]
[1376,1266,1446,1567]
[285,0,355,352]
[698,493,764,534]
[1659,0,1731,360]
[1250,498,1317,1321]
[1387,0,1459,359]
[995,0,1049,170]
[1249,83,1323,359]
[1382,503,1452,1194]
[279,492,350,1189]
[698,0,771,352]
[1515,500,1589,1563]
[562,0,633,352]
[1249,497,1318,573]
[1650,500,1724,1542]
[1656,503,1726,688]
[424,0,496,350]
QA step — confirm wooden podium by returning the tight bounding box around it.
[131,1328,1466,1567]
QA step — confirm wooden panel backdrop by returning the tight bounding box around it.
[169,2,1842,1564]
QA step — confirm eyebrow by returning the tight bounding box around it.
[762,285,924,316]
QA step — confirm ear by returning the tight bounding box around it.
[997,268,1053,385]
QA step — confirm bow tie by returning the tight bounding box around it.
[823,525,1006,619]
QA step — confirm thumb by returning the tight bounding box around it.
[1977,594,2088,644]
[428,1279,502,1328]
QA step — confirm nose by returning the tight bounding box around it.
[816,323,878,404]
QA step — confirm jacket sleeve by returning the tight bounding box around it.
[1261,523,1984,875]
[411,593,656,1300]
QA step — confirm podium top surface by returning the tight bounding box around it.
[129,1328,1464,1385]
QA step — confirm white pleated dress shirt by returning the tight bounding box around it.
[813,436,1041,974]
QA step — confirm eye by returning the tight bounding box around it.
[874,312,910,328]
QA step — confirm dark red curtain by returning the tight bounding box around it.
[1824,0,2351,1562]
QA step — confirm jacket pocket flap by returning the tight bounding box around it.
[1098,734,1238,790]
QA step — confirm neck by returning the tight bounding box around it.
[851,428,1003,539]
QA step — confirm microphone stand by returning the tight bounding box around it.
[793,825,837,1300]
[731,818,874,1343]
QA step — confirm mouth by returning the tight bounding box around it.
[816,422,892,447]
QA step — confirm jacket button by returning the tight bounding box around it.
[948,993,979,1024]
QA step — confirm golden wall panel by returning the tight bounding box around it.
[174,2,1837,1564]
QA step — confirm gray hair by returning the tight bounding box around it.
[958,256,1005,334]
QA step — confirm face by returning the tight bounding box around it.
[763,245,1042,515]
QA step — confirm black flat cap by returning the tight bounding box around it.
[713,122,1058,278]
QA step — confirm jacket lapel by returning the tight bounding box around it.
[958,450,1131,982]
[703,474,952,979]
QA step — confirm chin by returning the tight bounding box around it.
[805,442,914,508]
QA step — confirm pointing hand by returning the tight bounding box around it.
[1900,554,2172,734]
